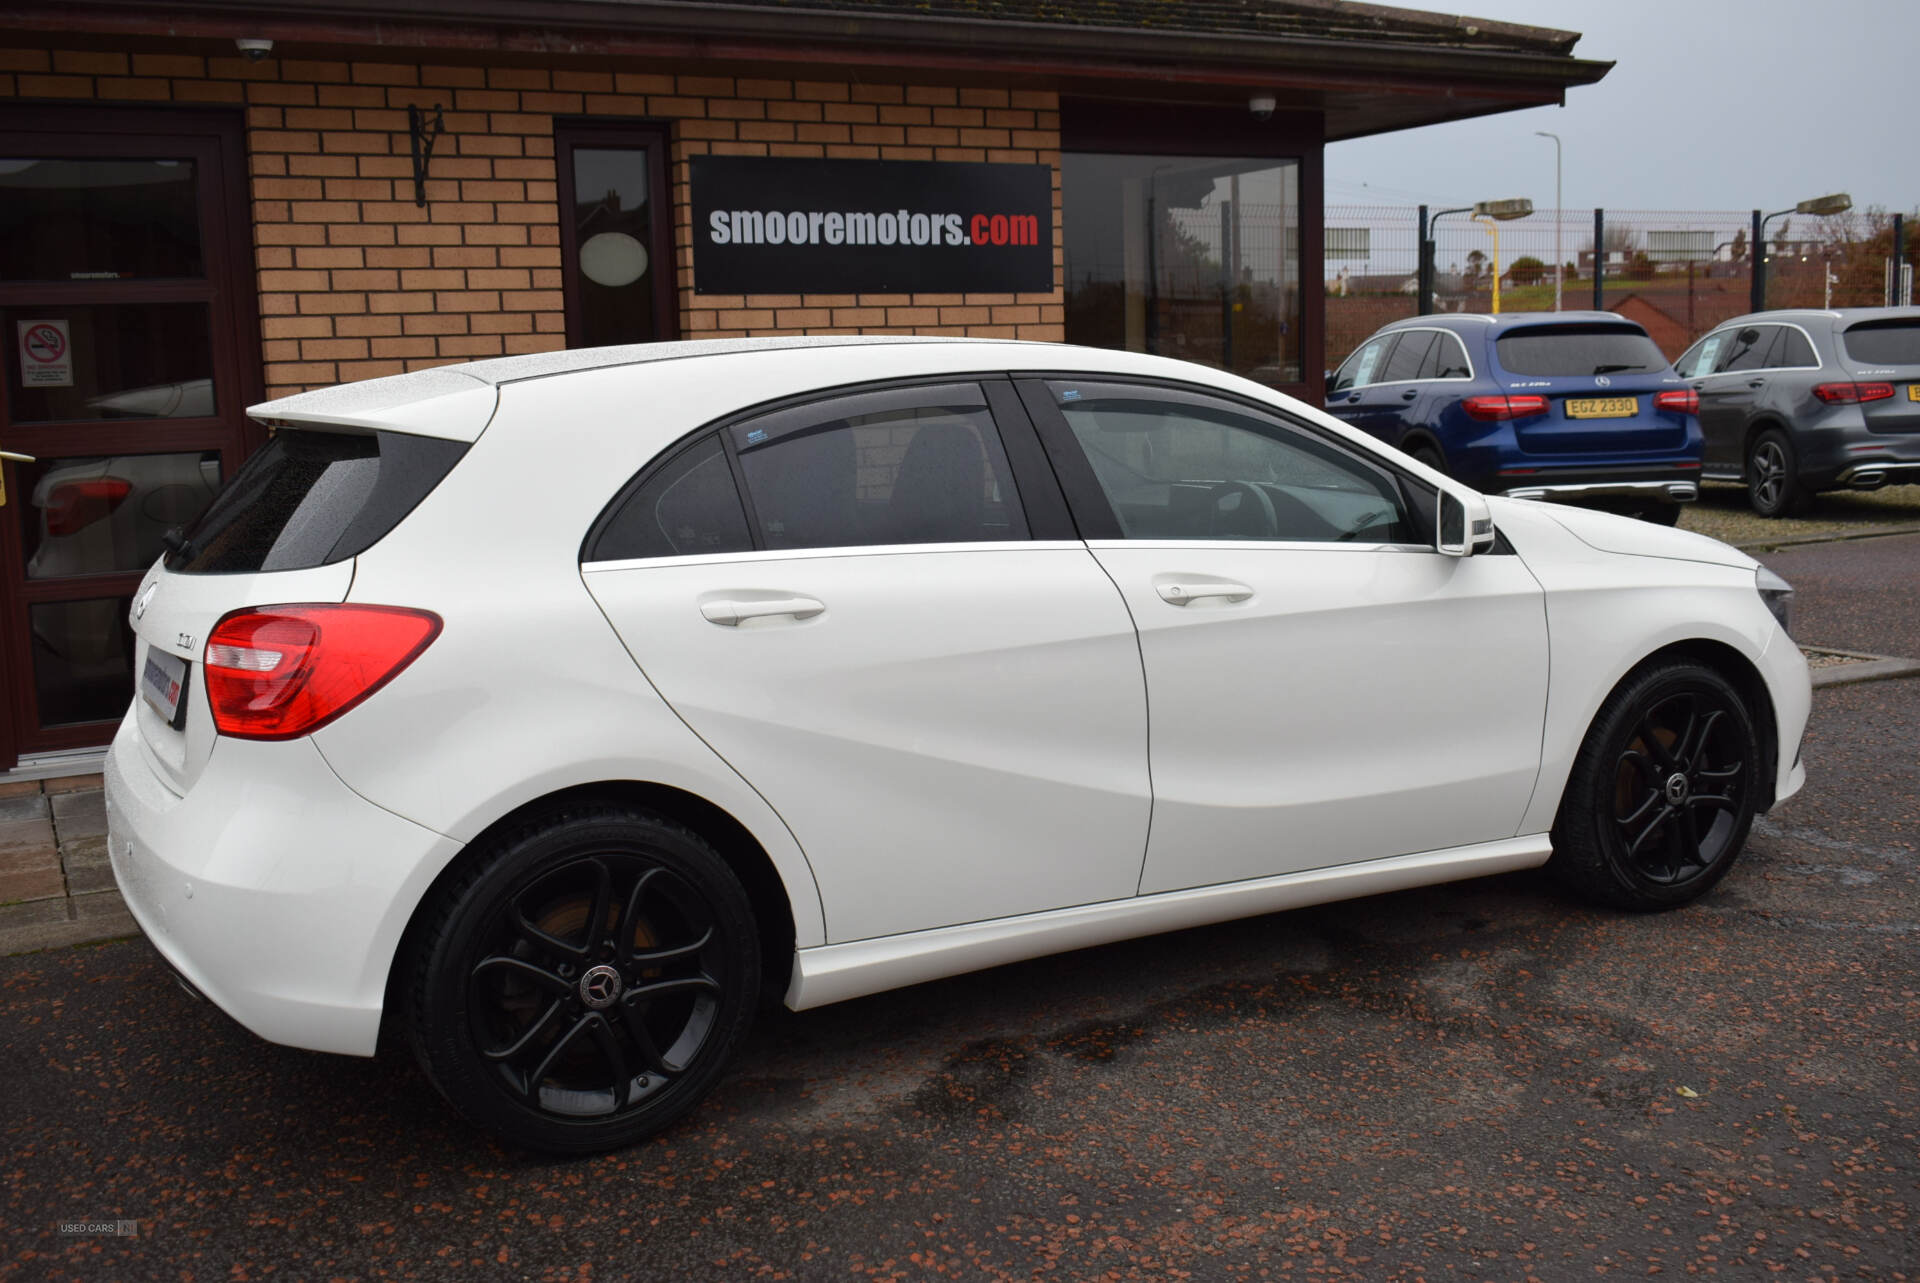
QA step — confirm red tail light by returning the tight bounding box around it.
[45,477,132,535]
[1653,389,1699,415]
[204,604,441,740]
[1812,381,1895,404]
[1462,394,1550,422]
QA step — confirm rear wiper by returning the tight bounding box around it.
[161,524,194,561]
[1592,363,1641,374]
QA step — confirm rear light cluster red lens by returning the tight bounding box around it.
[45,477,132,536]
[1812,381,1895,404]
[204,604,441,740]
[1462,394,1550,422]
[1652,389,1700,415]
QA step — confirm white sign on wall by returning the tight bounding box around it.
[17,318,73,388]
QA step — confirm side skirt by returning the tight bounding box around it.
[785,834,1553,1010]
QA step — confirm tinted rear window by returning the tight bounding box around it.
[1494,324,1669,376]
[164,429,466,574]
[1840,321,1920,365]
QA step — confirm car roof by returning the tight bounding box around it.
[245,335,1279,442]
[1705,306,1920,332]
[1381,310,1644,335]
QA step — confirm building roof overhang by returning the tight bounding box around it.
[11,0,1612,140]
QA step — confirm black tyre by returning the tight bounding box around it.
[1637,502,1683,527]
[1746,428,1805,518]
[1549,661,1760,911]
[1406,440,1447,474]
[404,806,759,1154]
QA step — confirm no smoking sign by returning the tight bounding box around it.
[18,318,73,388]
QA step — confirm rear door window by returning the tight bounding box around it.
[165,429,466,574]
[1715,326,1777,374]
[1840,321,1920,365]
[1494,324,1668,376]
[1768,327,1819,369]
[1418,331,1472,380]
[730,384,1029,551]
[1380,332,1435,383]
[586,434,753,562]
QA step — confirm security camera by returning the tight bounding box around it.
[235,37,273,60]
[1249,94,1277,122]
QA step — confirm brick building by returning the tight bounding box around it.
[0,0,1607,769]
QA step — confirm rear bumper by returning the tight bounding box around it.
[1503,478,1698,504]
[105,714,461,1057]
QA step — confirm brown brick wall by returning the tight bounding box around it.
[1,48,1064,399]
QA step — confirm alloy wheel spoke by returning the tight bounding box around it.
[1675,805,1705,870]
[522,1011,601,1103]
[1681,708,1724,770]
[1624,804,1673,859]
[471,953,572,996]
[587,1015,632,1112]
[1638,718,1678,770]
[626,974,722,1004]
[511,903,592,962]
[630,927,714,967]
[481,996,566,1063]
[615,866,667,965]
[1688,790,1739,816]
[1615,789,1664,833]
[617,1000,674,1076]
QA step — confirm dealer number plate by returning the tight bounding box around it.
[141,648,188,724]
[1565,396,1638,419]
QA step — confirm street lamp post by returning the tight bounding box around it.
[1753,192,1852,311]
[1421,199,1532,315]
[1535,131,1562,312]
[1472,198,1534,315]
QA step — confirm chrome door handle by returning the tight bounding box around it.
[700,596,826,626]
[0,450,35,463]
[1156,581,1253,607]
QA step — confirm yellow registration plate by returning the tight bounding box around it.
[1908,384,1920,402]
[1565,396,1638,419]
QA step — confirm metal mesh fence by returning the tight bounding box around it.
[1324,205,1916,365]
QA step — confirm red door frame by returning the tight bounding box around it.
[0,103,261,769]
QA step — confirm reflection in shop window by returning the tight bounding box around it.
[1063,154,1302,388]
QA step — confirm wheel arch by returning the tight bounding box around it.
[1605,637,1780,813]
[1742,416,1791,464]
[380,779,803,1047]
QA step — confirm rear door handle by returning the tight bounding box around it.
[1156,581,1253,607]
[700,596,825,626]
[1747,379,1766,389]
[1401,389,1418,401]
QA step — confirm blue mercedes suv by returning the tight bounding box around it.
[1325,312,1703,523]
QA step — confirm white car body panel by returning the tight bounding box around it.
[787,834,1553,1009]
[584,542,1152,942]
[1086,539,1548,893]
[100,338,1814,1066]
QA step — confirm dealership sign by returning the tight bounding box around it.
[692,157,1053,295]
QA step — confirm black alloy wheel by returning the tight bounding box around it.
[1746,428,1805,518]
[405,807,759,1154]
[1407,441,1446,474]
[1550,661,1761,910]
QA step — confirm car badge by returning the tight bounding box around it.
[133,582,159,621]
[1595,375,1612,388]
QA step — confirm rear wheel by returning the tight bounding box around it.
[404,806,759,1154]
[1549,662,1760,911]
[1406,440,1446,474]
[1637,502,1684,527]
[1746,428,1805,517]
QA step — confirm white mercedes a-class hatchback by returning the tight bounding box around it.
[106,337,1810,1153]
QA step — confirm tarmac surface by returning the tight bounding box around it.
[5,535,1917,1281]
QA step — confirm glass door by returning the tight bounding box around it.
[0,107,259,767]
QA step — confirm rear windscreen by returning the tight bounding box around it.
[1494,325,1669,376]
[164,429,467,574]
[1840,321,1920,365]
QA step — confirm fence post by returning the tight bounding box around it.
[1749,209,1765,312]
[1417,204,1432,315]
[1592,209,1604,310]
[1893,212,1907,306]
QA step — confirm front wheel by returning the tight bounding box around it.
[404,806,760,1154]
[1746,428,1805,518]
[1549,662,1761,911]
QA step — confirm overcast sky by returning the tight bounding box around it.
[1326,0,1917,216]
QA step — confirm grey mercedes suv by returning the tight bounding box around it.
[1673,308,1920,516]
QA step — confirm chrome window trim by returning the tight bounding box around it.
[1336,326,1477,389]
[1687,321,1826,377]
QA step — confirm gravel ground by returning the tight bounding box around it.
[1680,482,1920,548]
[5,540,1917,1282]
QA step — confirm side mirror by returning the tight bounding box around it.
[1437,484,1496,557]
